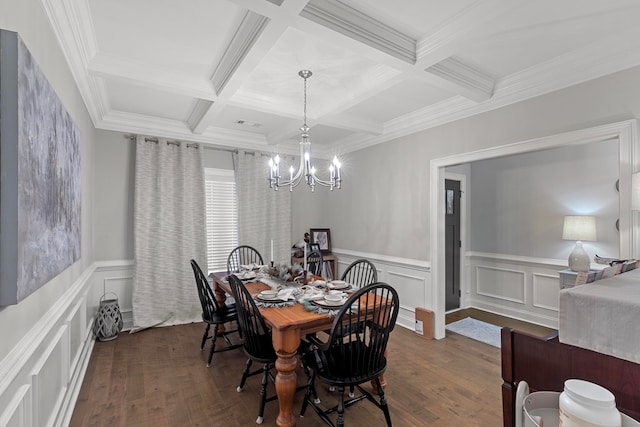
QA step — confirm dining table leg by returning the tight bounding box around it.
[272,328,301,427]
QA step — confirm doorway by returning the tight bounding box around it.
[430,120,636,339]
[445,178,461,311]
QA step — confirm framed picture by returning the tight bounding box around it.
[309,243,321,253]
[310,228,331,254]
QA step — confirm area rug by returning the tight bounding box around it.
[445,317,501,348]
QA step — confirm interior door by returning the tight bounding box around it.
[445,179,461,311]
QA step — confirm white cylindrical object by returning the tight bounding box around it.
[270,239,274,263]
[559,379,620,427]
[304,244,308,272]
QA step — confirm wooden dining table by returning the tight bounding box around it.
[209,272,386,427]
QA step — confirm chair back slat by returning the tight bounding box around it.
[227,245,264,275]
[228,275,273,360]
[191,259,221,322]
[341,259,378,289]
[323,283,398,380]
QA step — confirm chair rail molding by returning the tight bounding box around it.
[332,248,431,331]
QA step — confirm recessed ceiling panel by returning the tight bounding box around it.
[210,105,297,135]
[107,80,194,121]
[458,0,640,77]
[46,0,640,152]
[233,27,400,117]
[344,79,453,123]
[89,0,246,79]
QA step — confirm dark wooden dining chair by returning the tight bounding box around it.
[190,259,242,367]
[227,245,264,276]
[307,249,324,277]
[341,259,378,289]
[300,282,399,427]
[227,274,278,424]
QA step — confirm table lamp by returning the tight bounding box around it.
[562,215,596,272]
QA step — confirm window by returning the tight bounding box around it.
[205,168,238,273]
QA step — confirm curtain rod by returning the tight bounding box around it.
[124,134,201,149]
[123,133,288,157]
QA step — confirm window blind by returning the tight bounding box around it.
[205,168,238,273]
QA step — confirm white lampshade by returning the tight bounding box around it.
[562,216,596,242]
[562,215,596,272]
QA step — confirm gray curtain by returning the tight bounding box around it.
[132,136,206,330]
[233,151,292,265]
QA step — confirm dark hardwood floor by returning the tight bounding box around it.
[71,310,554,426]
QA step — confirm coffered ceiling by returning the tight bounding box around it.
[42,0,640,157]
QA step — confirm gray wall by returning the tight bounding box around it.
[93,134,237,261]
[320,66,640,261]
[467,139,619,259]
[91,67,640,266]
[94,135,311,260]
[0,0,95,360]
[94,131,135,260]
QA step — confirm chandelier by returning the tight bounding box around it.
[268,70,342,191]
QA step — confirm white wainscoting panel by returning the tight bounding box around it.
[0,384,31,427]
[93,262,134,331]
[532,273,560,311]
[475,266,525,303]
[30,326,67,427]
[467,252,562,328]
[332,248,431,331]
[0,260,133,427]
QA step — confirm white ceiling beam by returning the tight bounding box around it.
[300,0,415,64]
[425,56,495,102]
[190,0,310,134]
[295,0,522,104]
[210,11,271,95]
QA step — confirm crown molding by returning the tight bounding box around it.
[425,56,494,102]
[300,0,416,64]
[211,10,270,94]
[339,30,640,154]
[98,110,273,150]
[41,0,104,125]
[415,0,524,66]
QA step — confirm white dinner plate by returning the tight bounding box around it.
[321,298,346,306]
[256,294,285,303]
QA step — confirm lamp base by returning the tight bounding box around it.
[568,241,591,272]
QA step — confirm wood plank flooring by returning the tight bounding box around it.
[71,311,555,426]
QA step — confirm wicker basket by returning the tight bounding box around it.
[93,292,123,341]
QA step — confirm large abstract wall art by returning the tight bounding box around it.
[0,30,81,305]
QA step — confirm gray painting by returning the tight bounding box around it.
[15,34,81,301]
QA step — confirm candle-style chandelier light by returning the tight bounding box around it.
[268,70,342,191]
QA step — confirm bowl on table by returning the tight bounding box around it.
[329,280,348,290]
[324,294,343,304]
[259,290,279,300]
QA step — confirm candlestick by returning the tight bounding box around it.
[270,239,274,264]
[303,244,308,272]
